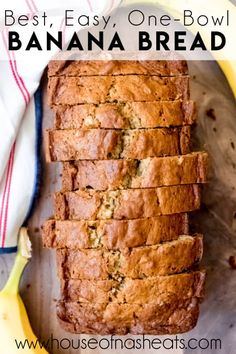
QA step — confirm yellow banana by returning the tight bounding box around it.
[218,60,236,98]
[124,0,236,98]
[0,228,48,354]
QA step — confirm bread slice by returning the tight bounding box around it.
[53,101,196,129]
[60,271,205,303]
[42,214,189,250]
[45,127,190,162]
[48,60,188,77]
[57,235,203,280]
[54,185,200,221]
[57,298,200,334]
[62,152,208,191]
[48,76,189,105]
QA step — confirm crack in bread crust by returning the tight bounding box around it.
[53,100,196,129]
[45,127,191,162]
[61,152,208,191]
[54,185,201,221]
[42,214,189,250]
[48,76,190,105]
[48,60,189,77]
[56,235,203,280]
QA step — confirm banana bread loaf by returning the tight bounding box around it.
[45,127,191,162]
[42,214,189,249]
[61,152,208,191]
[48,76,189,105]
[48,60,188,77]
[53,101,196,129]
[43,59,207,336]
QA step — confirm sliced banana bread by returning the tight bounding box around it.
[53,101,196,129]
[54,185,200,221]
[48,60,188,77]
[60,270,205,303]
[57,235,203,280]
[42,214,189,249]
[61,152,208,191]
[48,76,189,105]
[45,127,191,162]
[57,298,200,335]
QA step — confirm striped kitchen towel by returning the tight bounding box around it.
[0,0,122,253]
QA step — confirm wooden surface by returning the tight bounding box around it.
[1,61,236,354]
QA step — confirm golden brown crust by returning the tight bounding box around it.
[57,235,203,280]
[54,185,201,221]
[62,152,208,191]
[45,127,191,162]
[42,214,189,250]
[53,101,196,129]
[48,60,188,77]
[57,298,200,335]
[48,76,189,105]
[61,271,205,303]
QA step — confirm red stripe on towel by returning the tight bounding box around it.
[2,32,29,105]
[25,0,35,14]
[87,0,93,12]
[1,144,16,247]
[0,156,12,244]
[29,0,38,12]
[0,30,30,247]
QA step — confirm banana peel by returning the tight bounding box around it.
[124,0,236,99]
[0,228,48,354]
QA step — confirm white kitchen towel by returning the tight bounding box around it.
[0,0,122,253]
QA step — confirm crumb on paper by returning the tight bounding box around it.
[228,256,236,269]
[206,108,216,121]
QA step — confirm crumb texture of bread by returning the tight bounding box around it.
[45,127,191,162]
[48,76,190,105]
[56,235,203,280]
[61,152,208,191]
[53,101,196,129]
[42,214,189,249]
[48,60,188,77]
